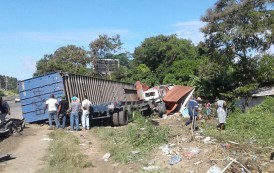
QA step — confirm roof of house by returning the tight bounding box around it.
[251,86,274,97]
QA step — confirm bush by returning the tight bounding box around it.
[93,112,170,164]
[204,97,274,146]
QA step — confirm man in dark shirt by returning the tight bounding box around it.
[57,96,69,129]
[185,95,199,130]
[0,97,10,124]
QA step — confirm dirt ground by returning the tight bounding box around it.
[0,100,273,173]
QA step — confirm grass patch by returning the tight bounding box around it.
[204,97,274,147]
[41,130,92,173]
[92,112,170,164]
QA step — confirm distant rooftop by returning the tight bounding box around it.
[251,86,274,97]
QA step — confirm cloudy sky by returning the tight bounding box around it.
[0,0,217,80]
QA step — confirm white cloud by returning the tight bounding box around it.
[170,21,206,44]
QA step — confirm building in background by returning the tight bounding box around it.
[94,59,119,78]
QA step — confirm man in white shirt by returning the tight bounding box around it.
[44,94,60,130]
[81,95,91,130]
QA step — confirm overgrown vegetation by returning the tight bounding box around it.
[41,130,92,173]
[204,97,274,147]
[92,112,170,164]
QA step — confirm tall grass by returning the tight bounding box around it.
[40,130,92,173]
[204,97,274,147]
[93,112,170,164]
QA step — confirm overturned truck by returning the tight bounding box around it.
[18,71,145,125]
[18,71,194,125]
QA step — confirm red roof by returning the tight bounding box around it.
[163,85,194,102]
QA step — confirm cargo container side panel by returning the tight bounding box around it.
[105,81,111,103]
[18,72,65,123]
[102,80,107,103]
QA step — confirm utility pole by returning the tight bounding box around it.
[5,76,8,91]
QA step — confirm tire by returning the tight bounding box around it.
[118,109,128,126]
[9,123,17,135]
[126,105,133,122]
[158,102,166,117]
[112,112,119,126]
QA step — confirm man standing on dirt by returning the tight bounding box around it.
[81,95,91,130]
[69,96,81,131]
[184,95,199,130]
[44,94,60,130]
[57,96,69,129]
[0,97,10,124]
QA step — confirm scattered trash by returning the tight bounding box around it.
[102,153,111,162]
[181,137,188,143]
[188,147,200,155]
[194,160,203,165]
[183,147,200,159]
[169,143,176,148]
[131,150,140,154]
[202,136,211,143]
[41,138,53,141]
[186,170,195,173]
[207,165,222,173]
[159,144,172,155]
[220,143,231,149]
[162,114,168,119]
[143,165,160,171]
[228,141,239,145]
[226,157,251,173]
[140,128,145,131]
[168,155,182,165]
[195,135,204,140]
[79,143,87,146]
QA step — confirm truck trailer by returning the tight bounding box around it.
[18,71,194,125]
[18,71,140,124]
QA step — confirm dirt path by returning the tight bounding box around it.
[0,124,50,173]
[74,129,140,173]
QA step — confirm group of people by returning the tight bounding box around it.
[185,95,227,131]
[44,94,91,131]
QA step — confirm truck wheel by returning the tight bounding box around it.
[158,102,166,117]
[118,109,128,126]
[112,112,119,126]
[9,123,18,135]
[126,105,133,122]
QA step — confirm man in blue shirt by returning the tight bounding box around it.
[185,96,199,130]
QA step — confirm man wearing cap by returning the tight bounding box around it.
[44,94,60,130]
[57,96,69,129]
[0,97,10,124]
[69,96,81,131]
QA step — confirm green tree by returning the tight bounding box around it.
[89,34,122,60]
[201,0,274,59]
[134,35,198,83]
[34,45,90,76]
[126,64,159,87]
[163,58,203,86]
[89,34,123,78]
[257,54,274,86]
[201,0,274,98]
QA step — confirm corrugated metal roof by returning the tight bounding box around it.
[163,85,194,102]
[251,87,274,97]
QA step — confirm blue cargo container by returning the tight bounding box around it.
[18,72,138,123]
